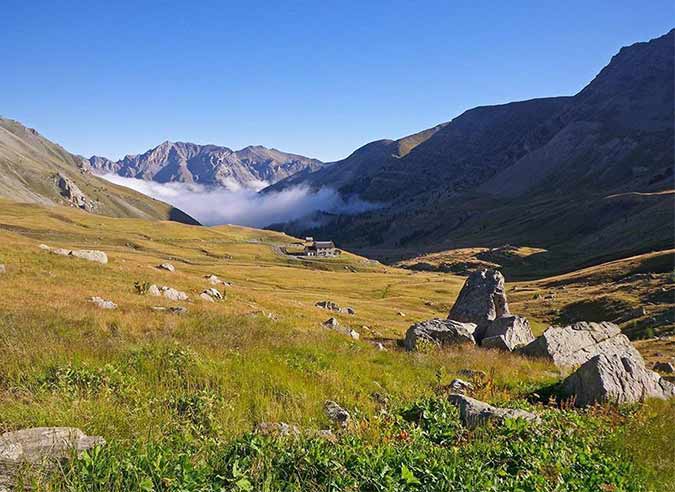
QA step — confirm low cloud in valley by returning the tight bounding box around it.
[100,174,377,227]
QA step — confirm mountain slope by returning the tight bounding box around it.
[0,118,199,224]
[268,29,675,272]
[89,141,323,190]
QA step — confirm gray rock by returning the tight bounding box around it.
[562,353,675,407]
[56,173,95,212]
[448,394,539,428]
[205,274,222,285]
[202,288,223,300]
[481,315,535,351]
[89,296,117,310]
[52,248,72,257]
[654,361,675,373]
[160,286,188,301]
[0,427,104,487]
[448,269,510,336]
[323,318,359,339]
[69,250,108,265]
[324,400,350,427]
[448,378,474,393]
[343,307,356,315]
[404,318,477,351]
[519,321,641,370]
[147,284,162,296]
[157,263,175,272]
[200,293,214,303]
[323,317,339,329]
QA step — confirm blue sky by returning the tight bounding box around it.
[2,1,672,162]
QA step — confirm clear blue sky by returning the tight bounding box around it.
[2,1,672,162]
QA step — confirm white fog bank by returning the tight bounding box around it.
[100,174,377,227]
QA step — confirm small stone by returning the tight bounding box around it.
[160,286,188,301]
[202,288,223,300]
[458,368,487,380]
[349,329,360,340]
[323,317,339,329]
[89,296,117,310]
[324,400,350,427]
[397,311,406,317]
[200,293,214,302]
[157,263,175,272]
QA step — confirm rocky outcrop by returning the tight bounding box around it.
[448,394,540,428]
[56,173,95,212]
[562,353,675,406]
[201,288,223,301]
[404,318,477,351]
[0,427,104,489]
[481,315,535,351]
[448,269,510,337]
[519,321,641,370]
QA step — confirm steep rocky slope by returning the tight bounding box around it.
[0,118,198,224]
[269,30,674,271]
[89,141,323,190]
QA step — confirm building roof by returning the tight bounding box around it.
[313,241,335,249]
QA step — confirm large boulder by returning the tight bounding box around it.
[448,269,510,336]
[481,315,535,351]
[0,427,104,488]
[519,321,641,370]
[404,318,477,351]
[562,353,675,407]
[448,394,539,428]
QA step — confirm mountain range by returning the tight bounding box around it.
[88,142,323,190]
[268,29,675,274]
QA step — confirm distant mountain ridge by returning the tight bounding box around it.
[89,141,324,190]
[268,29,675,273]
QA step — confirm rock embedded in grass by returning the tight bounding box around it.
[159,286,188,301]
[448,394,540,428]
[519,321,641,370]
[89,296,117,310]
[69,249,108,264]
[151,306,187,315]
[448,378,474,393]
[157,263,175,272]
[563,353,675,406]
[324,400,350,428]
[404,318,477,351]
[0,427,104,487]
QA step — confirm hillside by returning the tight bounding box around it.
[0,202,673,490]
[0,118,198,224]
[89,141,324,190]
[268,29,675,271]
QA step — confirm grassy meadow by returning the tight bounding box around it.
[0,200,673,491]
